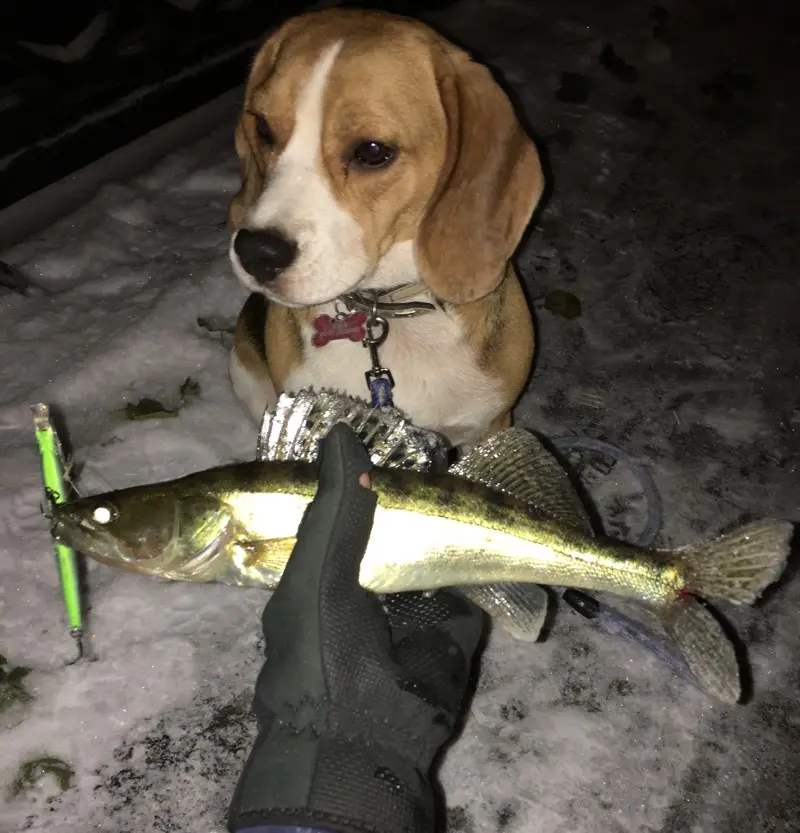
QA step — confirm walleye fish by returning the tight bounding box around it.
[51,428,793,703]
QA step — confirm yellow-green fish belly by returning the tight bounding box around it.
[360,506,671,603]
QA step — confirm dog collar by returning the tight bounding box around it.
[339,282,441,318]
[314,282,442,412]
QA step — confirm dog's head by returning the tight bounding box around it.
[228,8,544,308]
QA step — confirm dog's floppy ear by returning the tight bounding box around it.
[228,118,262,231]
[227,23,296,231]
[415,53,544,304]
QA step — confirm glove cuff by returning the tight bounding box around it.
[228,733,436,833]
[231,808,397,833]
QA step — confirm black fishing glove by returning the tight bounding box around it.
[227,422,485,833]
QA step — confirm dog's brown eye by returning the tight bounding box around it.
[254,115,274,144]
[352,140,396,170]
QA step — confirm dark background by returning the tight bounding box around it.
[0,0,457,213]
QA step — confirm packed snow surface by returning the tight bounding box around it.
[1,0,798,830]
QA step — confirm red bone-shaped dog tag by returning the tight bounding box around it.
[311,311,368,347]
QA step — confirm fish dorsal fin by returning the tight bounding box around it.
[449,428,594,533]
[257,388,449,472]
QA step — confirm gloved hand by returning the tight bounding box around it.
[227,422,486,833]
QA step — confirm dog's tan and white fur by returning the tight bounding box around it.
[228,8,544,449]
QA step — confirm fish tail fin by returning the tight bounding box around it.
[680,520,794,605]
[660,595,741,703]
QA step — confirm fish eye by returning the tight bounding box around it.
[92,503,118,525]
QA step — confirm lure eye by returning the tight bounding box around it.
[92,504,118,525]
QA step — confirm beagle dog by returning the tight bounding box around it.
[227,7,544,450]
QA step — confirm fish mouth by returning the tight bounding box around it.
[52,515,97,550]
[52,515,156,567]
[52,510,232,579]
[52,520,131,571]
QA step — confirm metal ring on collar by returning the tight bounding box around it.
[364,316,389,345]
[341,292,438,318]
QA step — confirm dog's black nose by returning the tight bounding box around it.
[234,228,297,283]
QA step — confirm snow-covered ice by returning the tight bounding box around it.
[1,0,798,831]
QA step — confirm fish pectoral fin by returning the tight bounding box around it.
[450,428,594,532]
[456,582,550,642]
[235,537,298,570]
[660,595,741,704]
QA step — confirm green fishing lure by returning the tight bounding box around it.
[32,403,84,660]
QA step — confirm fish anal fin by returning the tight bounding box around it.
[457,582,549,642]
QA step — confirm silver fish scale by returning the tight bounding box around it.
[256,388,451,472]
